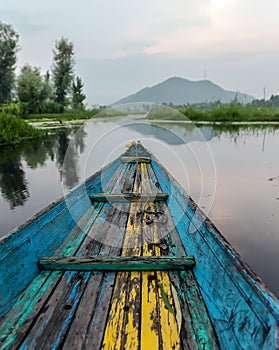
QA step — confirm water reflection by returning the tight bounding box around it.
[126,122,219,145]
[0,147,29,209]
[0,126,87,209]
[148,122,279,146]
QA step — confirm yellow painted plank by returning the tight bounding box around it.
[141,200,160,349]
[101,271,129,350]
[102,201,141,350]
[120,202,141,349]
[141,200,181,350]
[157,271,181,349]
[122,271,141,349]
[141,271,160,349]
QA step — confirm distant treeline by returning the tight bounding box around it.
[147,100,279,122]
[160,94,279,110]
[0,21,87,117]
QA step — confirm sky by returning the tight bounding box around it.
[1,0,279,106]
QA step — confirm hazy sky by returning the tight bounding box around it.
[1,0,279,105]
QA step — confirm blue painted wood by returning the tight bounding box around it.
[0,157,120,319]
[151,159,279,350]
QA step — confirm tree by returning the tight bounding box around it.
[0,22,19,104]
[71,76,86,110]
[17,64,52,113]
[51,37,74,107]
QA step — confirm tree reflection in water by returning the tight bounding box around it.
[0,126,87,209]
[0,147,29,209]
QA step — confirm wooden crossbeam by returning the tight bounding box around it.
[121,156,151,163]
[38,256,195,271]
[90,193,168,203]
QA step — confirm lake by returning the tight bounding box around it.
[0,117,278,297]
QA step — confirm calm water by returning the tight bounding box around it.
[0,118,278,297]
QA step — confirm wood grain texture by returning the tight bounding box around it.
[90,192,168,203]
[38,256,196,271]
[121,156,151,163]
[101,200,141,350]
[140,164,181,350]
[147,164,220,350]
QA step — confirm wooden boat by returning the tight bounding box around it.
[0,141,278,350]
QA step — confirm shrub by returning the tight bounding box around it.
[0,112,42,145]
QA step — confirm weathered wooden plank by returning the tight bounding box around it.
[138,170,162,348]
[122,142,151,159]
[102,165,153,350]
[145,163,220,349]
[148,167,220,349]
[11,202,114,349]
[118,203,142,349]
[101,201,141,350]
[38,256,195,271]
[62,203,130,350]
[110,163,130,194]
[121,163,137,193]
[120,271,141,349]
[139,164,181,350]
[19,201,129,350]
[159,201,220,349]
[60,272,103,349]
[78,204,130,350]
[101,271,132,349]
[121,156,151,163]
[90,192,168,203]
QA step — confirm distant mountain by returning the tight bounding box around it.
[113,77,254,106]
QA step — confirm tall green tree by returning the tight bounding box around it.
[17,64,52,113]
[72,76,86,110]
[0,22,19,104]
[51,37,74,107]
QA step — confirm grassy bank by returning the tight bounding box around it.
[146,105,279,122]
[25,109,99,121]
[0,113,43,145]
[26,109,127,122]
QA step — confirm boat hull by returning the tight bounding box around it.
[0,142,278,349]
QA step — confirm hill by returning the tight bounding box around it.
[113,77,254,106]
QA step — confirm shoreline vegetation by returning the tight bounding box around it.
[145,104,279,123]
[1,102,279,146]
[0,107,128,145]
[0,113,43,146]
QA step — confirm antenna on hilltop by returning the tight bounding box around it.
[204,70,207,80]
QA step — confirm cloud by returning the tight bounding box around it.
[1,0,279,104]
[3,0,279,64]
[141,0,279,58]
